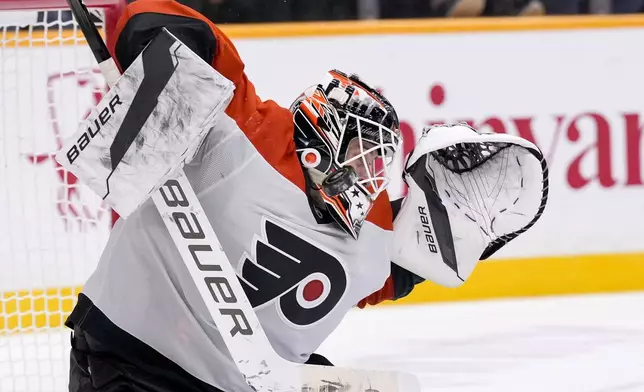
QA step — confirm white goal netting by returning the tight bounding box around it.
[0,2,123,391]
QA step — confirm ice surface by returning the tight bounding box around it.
[319,292,644,392]
[2,292,643,392]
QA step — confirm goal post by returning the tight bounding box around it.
[0,0,124,10]
[0,1,124,391]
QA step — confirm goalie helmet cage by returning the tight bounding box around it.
[0,1,125,391]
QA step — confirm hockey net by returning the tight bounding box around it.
[0,1,124,390]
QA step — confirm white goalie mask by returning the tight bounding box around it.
[392,124,549,287]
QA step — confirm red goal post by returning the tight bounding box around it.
[0,0,125,42]
[0,0,125,11]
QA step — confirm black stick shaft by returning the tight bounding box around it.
[66,0,112,63]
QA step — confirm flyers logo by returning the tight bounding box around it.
[239,218,348,327]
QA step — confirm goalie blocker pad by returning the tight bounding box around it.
[55,29,235,218]
[392,124,549,287]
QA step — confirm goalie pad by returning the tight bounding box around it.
[55,29,235,218]
[392,124,549,287]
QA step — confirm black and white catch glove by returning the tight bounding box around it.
[392,124,549,287]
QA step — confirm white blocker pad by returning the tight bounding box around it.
[393,124,549,287]
[55,29,235,218]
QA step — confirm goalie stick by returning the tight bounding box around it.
[63,1,420,391]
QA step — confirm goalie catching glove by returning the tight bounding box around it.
[392,123,549,287]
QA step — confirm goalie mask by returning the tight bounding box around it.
[290,70,401,239]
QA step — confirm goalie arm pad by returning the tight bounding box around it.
[392,124,549,288]
[111,0,217,71]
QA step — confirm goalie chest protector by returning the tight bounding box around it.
[80,114,395,391]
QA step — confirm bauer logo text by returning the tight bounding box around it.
[160,179,253,337]
[418,206,438,253]
[66,94,123,164]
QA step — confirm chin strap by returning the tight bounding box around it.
[303,168,333,224]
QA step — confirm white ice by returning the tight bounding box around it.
[2,292,644,392]
[320,292,644,392]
